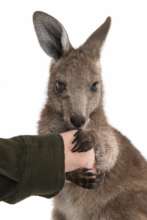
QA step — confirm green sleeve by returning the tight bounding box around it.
[0,134,65,204]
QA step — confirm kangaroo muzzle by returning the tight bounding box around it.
[70,114,86,128]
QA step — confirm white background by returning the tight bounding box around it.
[0,0,147,219]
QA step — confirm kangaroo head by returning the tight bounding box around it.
[33,11,111,129]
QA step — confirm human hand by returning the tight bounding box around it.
[60,130,99,189]
[60,130,95,172]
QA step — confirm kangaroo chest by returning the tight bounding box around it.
[54,183,105,220]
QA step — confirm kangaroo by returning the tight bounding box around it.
[33,11,147,220]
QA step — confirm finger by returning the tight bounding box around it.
[81,174,97,180]
[77,177,96,184]
[72,136,81,146]
[72,142,81,152]
[80,168,90,172]
[73,130,80,137]
[72,136,79,144]
[84,172,97,177]
[81,170,97,178]
[76,144,91,152]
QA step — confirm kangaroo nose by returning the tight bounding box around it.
[70,114,86,128]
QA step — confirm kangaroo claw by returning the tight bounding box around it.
[72,129,96,152]
[66,168,99,189]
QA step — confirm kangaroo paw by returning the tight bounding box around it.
[66,168,101,189]
[72,129,97,152]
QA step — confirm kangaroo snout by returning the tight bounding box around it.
[70,114,86,128]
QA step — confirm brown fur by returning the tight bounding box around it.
[33,11,147,220]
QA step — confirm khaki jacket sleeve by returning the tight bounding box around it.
[0,134,65,204]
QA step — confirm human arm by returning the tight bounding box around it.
[0,131,95,204]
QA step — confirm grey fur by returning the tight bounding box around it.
[33,11,147,220]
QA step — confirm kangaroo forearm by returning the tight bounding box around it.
[85,120,119,172]
[95,127,119,172]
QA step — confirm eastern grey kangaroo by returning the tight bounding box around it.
[33,11,147,220]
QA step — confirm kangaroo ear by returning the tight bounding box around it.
[33,11,72,60]
[81,17,111,60]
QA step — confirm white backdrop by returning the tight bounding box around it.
[0,0,147,219]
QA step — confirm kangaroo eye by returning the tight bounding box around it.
[90,81,99,92]
[55,80,66,94]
